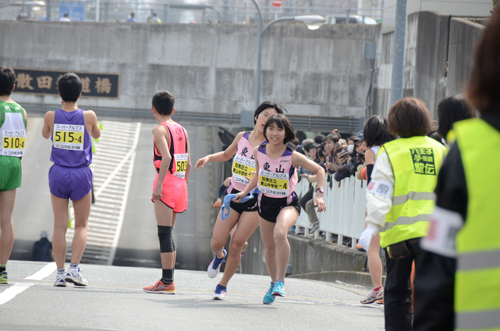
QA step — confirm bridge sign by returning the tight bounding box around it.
[272,0,282,7]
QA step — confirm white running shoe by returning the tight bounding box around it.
[65,267,88,286]
[54,274,67,287]
[207,249,227,278]
[212,284,227,301]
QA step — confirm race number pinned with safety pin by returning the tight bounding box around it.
[53,124,84,151]
[174,153,188,179]
[258,169,290,196]
[2,129,26,156]
[232,154,256,185]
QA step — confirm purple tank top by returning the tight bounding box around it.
[257,144,297,198]
[50,109,92,167]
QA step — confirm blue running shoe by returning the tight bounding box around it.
[263,282,275,304]
[272,279,285,297]
[207,249,227,278]
[212,284,227,300]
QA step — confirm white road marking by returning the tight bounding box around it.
[0,262,56,305]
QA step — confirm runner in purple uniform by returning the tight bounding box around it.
[42,73,101,287]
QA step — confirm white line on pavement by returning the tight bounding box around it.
[0,262,56,305]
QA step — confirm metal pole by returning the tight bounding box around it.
[46,0,51,20]
[390,0,408,108]
[251,0,263,109]
[96,0,100,22]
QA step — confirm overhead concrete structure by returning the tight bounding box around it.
[1,21,379,132]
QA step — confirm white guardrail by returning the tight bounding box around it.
[293,176,367,248]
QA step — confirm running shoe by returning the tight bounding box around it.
[262,282,275,305]
[309,222,320,234]
[0,271,7,284]
[64,267,88,286]
[143,279,176,294]
[207,249,227,278]
[377,298,384,304]
[212,284,227,301]
[272,279,285,297]
[54,273,67,287]
[360,287,384,304]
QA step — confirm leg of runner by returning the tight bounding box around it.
[155,200,175,270]
[259,217,277,281]
[0,189,16,265]
[274,207,299,282]
[218,211,259,287]
[51,194,69,270]
[259,216,277,304]
[208,207,240,276]
[361,232,384,304]
[143,200,177,294]
[0,189,16,284]
[70,191,92,264]
[64,191,91,286]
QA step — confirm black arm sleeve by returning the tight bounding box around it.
[217,182,227,199]
[366,164,374,184]
[414,143,467,331]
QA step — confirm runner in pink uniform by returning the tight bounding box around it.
[143,91,191,295]
[195,101,284,300]
[234,114,326,304]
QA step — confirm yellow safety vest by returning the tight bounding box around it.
[379,136,446,248]
[454,118,500,331]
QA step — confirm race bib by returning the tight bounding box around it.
[232,154,256,185]
[421,206,463,257]
[2,129,26,157]
[258,169,289,196]
[53,124,84,151]
[174,153,188,179]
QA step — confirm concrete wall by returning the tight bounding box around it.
[446,17,485,97]
[0,21,378,119]
[373,11,484,118]
[382,0,491,33]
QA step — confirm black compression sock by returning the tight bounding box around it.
[162,268,174,284]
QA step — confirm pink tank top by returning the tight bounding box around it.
[153,122,188,179]
[257,144,297,198]
[229,132,264,192]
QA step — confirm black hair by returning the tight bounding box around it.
[253,101,286,124]
[428,130,444,145]
[152,90,175,115]
[363,115,393,148]
[437,94,476,140]
[0,67,16,96]
[295,130,307,143]
[324,133,338,144]
[58,73,82,102]
[310,143,320,150]
[263,114,296,144]
[130,12,135,18]
[314,134,325,144]
[301,139,314,153]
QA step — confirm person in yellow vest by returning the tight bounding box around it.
[358,97,446,331]
[414,8,500,331]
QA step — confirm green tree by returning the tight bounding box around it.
[493,0,498,13]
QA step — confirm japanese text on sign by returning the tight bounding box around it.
[13,69,119,98]
[410,148,436,175]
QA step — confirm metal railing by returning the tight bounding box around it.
[293,175,367,248]
[1,0,383,23]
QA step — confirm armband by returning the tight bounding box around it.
[366,178,393,199]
